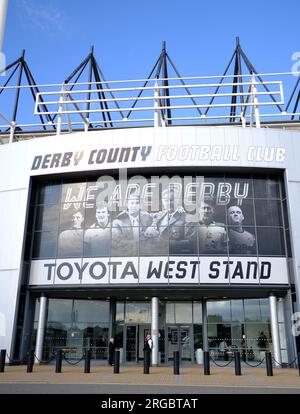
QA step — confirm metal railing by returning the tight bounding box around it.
[1,71,300,144]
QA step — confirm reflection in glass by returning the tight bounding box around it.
[32,231,57,258]
[231,300,244,323]
[257,227,285,256]
[207,300,231,323]
[125,303,151,323]
[255,199,283,226]
[35,204,60,231]
[253,176,280,199]
[44,299,110,360]
[166,303,192,324]
[38,183,61,205]
[244,299,261,322]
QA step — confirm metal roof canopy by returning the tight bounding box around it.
[0,38,300,142]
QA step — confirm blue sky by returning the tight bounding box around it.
[4,0,300,82]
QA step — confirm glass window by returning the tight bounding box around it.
[83,227,111,257]
[73,300,109,324]
[59,203,86,231]
[32,231,57,258]
[47,299,73,323]
[125,302,151,323]
[166,303,193,324]
[207,300,231,323]
[244,299,261,322]
[259,299,270,322]
[194,324,203,350]
[228,226,256,256]
[111,226,139,256]
[279,323,287,349]
[227,199,255,226]
[140,227,169,256]
[35,204,60,231]
[255,200,283,227]
[277,298,285,323]
[257,227,285,256]
[116,302,125,323]
[245,323,270,350]
[253,176,280,199]
[38,183,61,205]
[169,226,195,255]
[57,228,83,258]
[231,300,244,323]
[224,175,253,198]
[61,182,87,204]
[193,302,202,324]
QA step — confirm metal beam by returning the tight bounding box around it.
[0,0,8,52]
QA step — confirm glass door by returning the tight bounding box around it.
[125,325,137,362]
[166,325,193,364]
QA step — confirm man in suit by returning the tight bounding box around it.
[58,210,85,257]
[84,202,111,257]
[186,198,227,254]
[142,187,187,255]
[112,192,152,256]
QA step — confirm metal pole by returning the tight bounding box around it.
[27,350,34,373]
[251,73,261,128]
[84,350,91,373]
[34,294,47,364]
[154,78,161,127]
[0,349,6,372]
[9,121,15,143]
[57,84,66,135]
[143,349,150,374]
[203,351,210,375]
[151,297,159,366]
[234,351,241,376]
[269,294,282,367]
[202,300,208,352]
[0,0,8,52]
[173,351,180,375]
[55,349,63,373]
[113,350,120,374]
[265,351,273,376]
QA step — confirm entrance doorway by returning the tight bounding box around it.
[166,325,193,364]
[124,324,151,363]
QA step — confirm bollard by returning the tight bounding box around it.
[297,352,300,377]
[27,350,34,373]
[55,349,63,373]
[173,351,180,375]
[265,351,273,377]
[84,350,91,374]
[144,349,150,374]
[234,351,241,376]
[0,349,6,373]
[114,350,120,374]
[204,351,210,375]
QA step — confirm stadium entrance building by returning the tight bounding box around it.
[1,44,300,366]
[0,125,299,366]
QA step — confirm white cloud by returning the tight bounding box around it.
[17,0,67,36]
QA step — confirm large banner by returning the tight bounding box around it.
[29,256,288,285]
[29,173,289,286]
